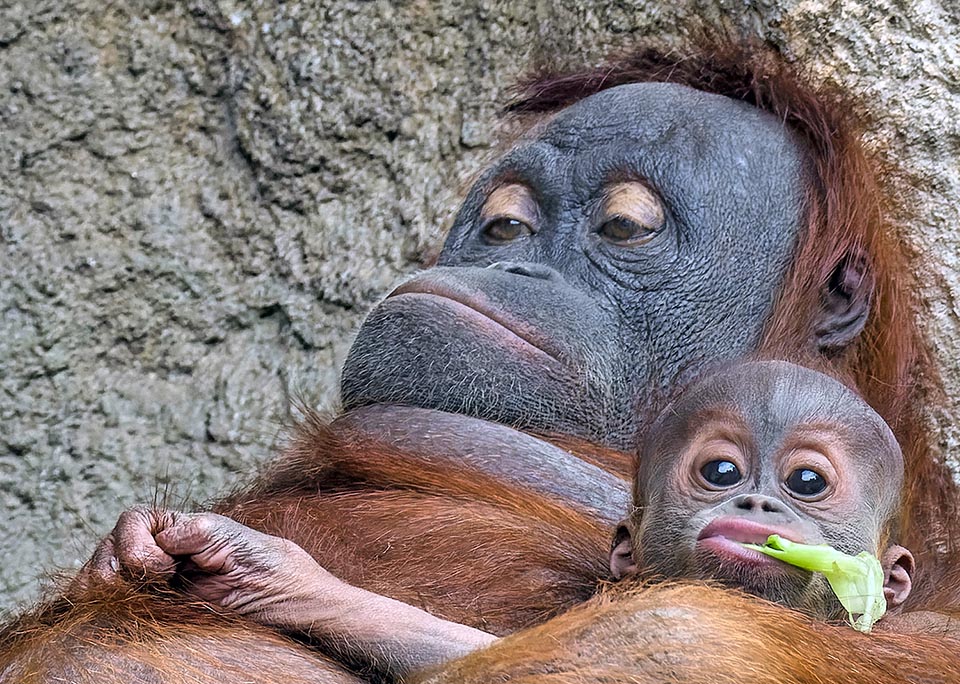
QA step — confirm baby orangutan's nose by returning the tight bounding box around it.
[733,494,786,514]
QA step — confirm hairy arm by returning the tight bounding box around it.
[882,610,960,639]
[214,407,622,635]
[80,508,496,680]
[413,583,960,684]
[276,580,499,677]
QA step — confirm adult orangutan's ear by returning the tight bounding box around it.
[882,545,914,610]
[609,523,637,580]
[814,249,873,352]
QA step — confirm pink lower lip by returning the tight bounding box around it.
[697,536,786,567]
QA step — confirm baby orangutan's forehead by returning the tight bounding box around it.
[646,361,904,474]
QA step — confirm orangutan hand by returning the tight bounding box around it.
[76,506,342,623]
[74,508,498,675]
[78,506,186,584]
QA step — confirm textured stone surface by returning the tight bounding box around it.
[1,0,958,615]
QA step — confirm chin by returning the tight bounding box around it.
[723,570,840,619]
[691,544,825,614]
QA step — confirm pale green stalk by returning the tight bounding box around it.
[742,534,885,633]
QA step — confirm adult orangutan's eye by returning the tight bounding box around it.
[700,460,742,488]
[597,181,665,246]
[597,216,657,246]
[482,217,534,244]
[785,468,828,498]
[479,184,539,244]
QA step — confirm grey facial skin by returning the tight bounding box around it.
[626,360,907,619]
[341,83,851,449]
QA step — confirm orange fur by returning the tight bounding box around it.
[0,582,360,684]
[532,434,635,479]
[414,583,960,684]
[215,414,614,634]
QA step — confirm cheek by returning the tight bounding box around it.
[637,504,702,569]
[807,479,873,534]
[819,518,878,556]
[685,507,718,532]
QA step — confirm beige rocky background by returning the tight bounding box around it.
[1,0,958,615]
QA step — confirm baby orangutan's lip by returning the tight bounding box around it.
[697,517,802,545]
[696,518,805,570]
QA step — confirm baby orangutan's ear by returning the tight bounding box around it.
[609,522,637,580]
[881,545,914,610]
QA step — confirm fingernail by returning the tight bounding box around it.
[110,556,120,572]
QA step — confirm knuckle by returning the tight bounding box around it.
[117,505,153,531]
[195,512,233,536]
[271,538,315,569]
[114,509,137,529]
[191,513,216,535]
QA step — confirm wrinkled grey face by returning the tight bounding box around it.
[341,83,811,448]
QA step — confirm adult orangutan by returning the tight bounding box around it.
[75,361,957,683]
[1,42,957,684]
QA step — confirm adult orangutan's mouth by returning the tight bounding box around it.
[388,281,562,363]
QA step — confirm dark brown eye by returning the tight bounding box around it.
[597,181,665,246]
[597,216,656,246]
[785,468,827,498]
[479,184,539,244]
[482,217,533,244]
[700,460,742,488]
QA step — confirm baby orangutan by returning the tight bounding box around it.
[86,361,922,679]
[609,360,914,622]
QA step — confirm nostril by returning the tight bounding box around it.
[507,265,540,278]
[487,261,558,281]
[733,495,783,513]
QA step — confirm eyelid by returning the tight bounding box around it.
[784,467,829,500]
[688,438,749,493]
[601,181,665,231]
[596,214,658,247]
[480,183,540,229]
[698,459,743,490]
[480,215,534,244]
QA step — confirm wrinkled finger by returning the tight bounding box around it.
[70,534,121,592]
[156,513,300,576]
[87,534,121,580]
[154,513,241,556]
[155,513,279,576]
[111,506,179,579]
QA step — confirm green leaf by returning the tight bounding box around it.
[742,534,885,633]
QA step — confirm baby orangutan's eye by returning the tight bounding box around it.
[785,468,827,498]
[700,460,742,488]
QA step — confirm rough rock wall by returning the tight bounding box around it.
[1,0,958,614]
